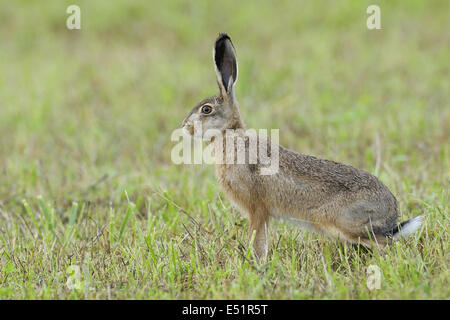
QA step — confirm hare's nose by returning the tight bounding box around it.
[182,118,192,127]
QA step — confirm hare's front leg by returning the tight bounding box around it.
[247,209,269,260]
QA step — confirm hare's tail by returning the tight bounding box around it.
[392,215,425,239]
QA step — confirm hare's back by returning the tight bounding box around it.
[278,145,385,193]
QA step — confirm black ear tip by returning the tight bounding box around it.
[216,33,232,45]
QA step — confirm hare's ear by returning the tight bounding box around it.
[214,33,238,99]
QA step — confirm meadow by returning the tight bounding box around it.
[0,0,448,299]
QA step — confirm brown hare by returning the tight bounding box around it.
[181,33,424,259]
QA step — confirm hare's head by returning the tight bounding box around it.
[182,34,244,139]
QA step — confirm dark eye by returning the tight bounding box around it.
[201,105,213,114]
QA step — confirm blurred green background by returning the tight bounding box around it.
[0,0,448,299]
[0,0,448,200]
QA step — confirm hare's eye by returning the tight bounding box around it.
[201,105,213,114]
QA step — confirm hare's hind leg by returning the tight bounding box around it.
[335,200,395,248]
[247,207,269,260]
[335,226,391,249]
[347,232,389,248]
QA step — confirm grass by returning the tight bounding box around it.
[0,0,448,299]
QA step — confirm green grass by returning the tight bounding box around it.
[0,0,448,299]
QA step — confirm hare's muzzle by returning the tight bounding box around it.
[182,119,194,136]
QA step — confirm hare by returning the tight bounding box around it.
[181,33,423,259]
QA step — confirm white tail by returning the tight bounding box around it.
[393,215,424,239]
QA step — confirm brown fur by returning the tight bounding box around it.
[182,33,411,259]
